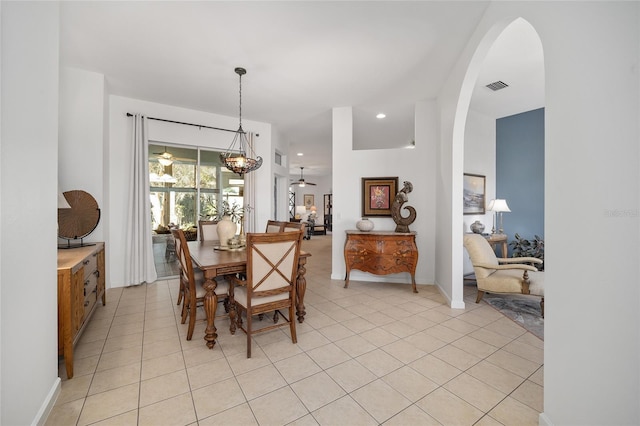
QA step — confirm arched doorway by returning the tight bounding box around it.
[452,17,545,308]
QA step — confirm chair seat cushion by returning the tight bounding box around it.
[479,269,544,296]
[194,273,230,299]
[233,285,289,309]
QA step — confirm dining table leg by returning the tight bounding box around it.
[295,256,308,323]
[202,277,218,349]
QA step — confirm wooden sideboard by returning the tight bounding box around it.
[344,230,419,293]
[57,243,105,378]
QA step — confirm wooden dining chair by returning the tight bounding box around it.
[282,222,305,232]
[229,230,303,357]
[171,229,230,340]
[265,220,285,233]
[198,219,218,241]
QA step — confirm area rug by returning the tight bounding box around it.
[484,294,544,340]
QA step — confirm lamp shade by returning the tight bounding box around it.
[490,199,510,212]
[295,206,307,218]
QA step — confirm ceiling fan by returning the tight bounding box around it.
[154,148,174,166]
[291,167,316,187]
[152,147,191,166]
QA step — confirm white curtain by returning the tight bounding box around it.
[125,114,158,285]
[244,132,257,233]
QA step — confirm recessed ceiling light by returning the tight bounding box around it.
[376,113,386,119]
[297,152,304,156]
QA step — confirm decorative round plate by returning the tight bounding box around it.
[58,190,101,240]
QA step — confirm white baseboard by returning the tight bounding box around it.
[539,412,554,426]
[33,378,61,426]
[434,282,466,309]
[450,299,466,309]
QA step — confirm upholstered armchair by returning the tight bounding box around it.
[463,233,545,317]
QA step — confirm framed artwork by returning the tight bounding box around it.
[304,194,314,209]
[362,177,398,217]
[463,173,486,215]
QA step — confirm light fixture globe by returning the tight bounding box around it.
[158,156,173,167]
[220,67,263,176]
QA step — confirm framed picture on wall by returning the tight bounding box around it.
[362,177,398,217]
[463,173,486,214]
[304,194,314,209]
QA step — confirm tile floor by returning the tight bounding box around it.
[47,235,543,425]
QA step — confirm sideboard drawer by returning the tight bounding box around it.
[81,252,98,281]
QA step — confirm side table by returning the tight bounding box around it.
[486,233,508,258]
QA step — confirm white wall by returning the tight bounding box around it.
[58,78,281,288]
[462,109,496,274]
[271,125,291,222]
[331,103,437,287]
[438,2,639,424]
[59,68,106,243]
[0,2,61,424]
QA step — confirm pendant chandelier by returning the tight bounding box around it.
[220,67,263,176]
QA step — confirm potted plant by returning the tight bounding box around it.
[220,201,244,225]
[509,233,544,271]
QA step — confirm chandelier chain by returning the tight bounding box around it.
[238,71,242,128]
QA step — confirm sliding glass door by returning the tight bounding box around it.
[149,143,245,276]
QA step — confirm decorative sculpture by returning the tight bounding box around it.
[391,181,417,233]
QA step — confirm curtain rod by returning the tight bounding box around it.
[126,113,240,134]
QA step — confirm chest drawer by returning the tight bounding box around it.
[81,252,99,281]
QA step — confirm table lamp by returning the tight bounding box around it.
[489,199,510,234]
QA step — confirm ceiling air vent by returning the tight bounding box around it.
[486,81,509,91]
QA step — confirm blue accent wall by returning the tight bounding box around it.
[496,108,544,255]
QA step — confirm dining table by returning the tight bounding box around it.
[187,240,311,349]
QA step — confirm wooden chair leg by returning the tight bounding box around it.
[476,290,485,303]
[246,312,252,358]
[181,298,189,324]
[186,305,196,340]
[289,305,297,344]
[177,284,183,306]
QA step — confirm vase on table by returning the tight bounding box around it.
[216,215,237,246]
[356,218,374,232]
[470,220,485,234]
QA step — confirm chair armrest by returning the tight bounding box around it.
[498,257,542,265]
[494,264,539,272]
[474,262,538,272]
